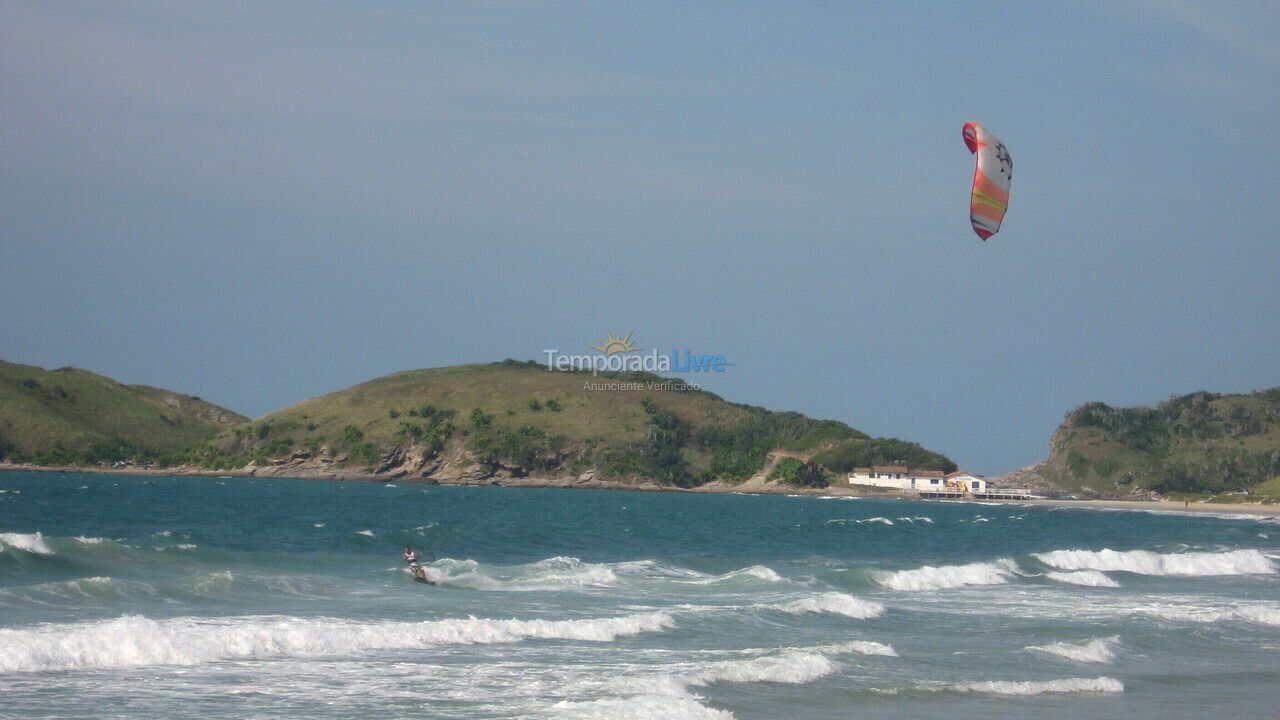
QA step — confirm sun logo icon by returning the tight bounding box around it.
[590,331,640,355]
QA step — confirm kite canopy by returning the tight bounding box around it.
[962,122,1012,240]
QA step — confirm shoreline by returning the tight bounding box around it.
[3,462,1278,516]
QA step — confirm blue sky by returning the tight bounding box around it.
[3,1,1278,475]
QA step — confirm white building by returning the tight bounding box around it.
[847,466,997,497]
[848,466,951,492]
[944,471,986,493]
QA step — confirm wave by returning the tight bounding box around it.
[1033,548,1275,576]
[553,694,733,720]
[1028,637,1120,664]
[1133,603,1280,627]
[813,640,898,657]
[1045,570,1120,588]
[0,532,53,555]
[682,565,783,586]
[689,649,836,686]
[875,559,1016,591]
[425,556,622,591]
[938,676,1124,696]
[764,592,884,619]
[0,611,675,672]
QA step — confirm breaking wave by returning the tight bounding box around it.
[0,532,53,555]
[1045,570,1120,588]
[939,676,1124,696]
[556,648,838,720]
[765,592,884,619]
[0,611,675,672]
[1028,637,1119,664]
[875,559,1016,591]
[683,565,783,586]
[1033,548,1275,576]
[1133,603,1280,627]
[424,556,620,591]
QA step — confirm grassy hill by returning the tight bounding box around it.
[0,360,247,465]
[188,360,955,487]
[1035,388,1280,498]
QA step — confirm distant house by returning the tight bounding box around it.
[849,466,951,491]
[945,471,986,493]
[848,466,1012,498]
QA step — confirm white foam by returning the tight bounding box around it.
[896,516,933,524]
[942,676,1124,695]
[527,556,619,586]
[611,559,708,579]
[859,517,894,525]
[552,694,733,720]
[0,532,53,555]
[1028,637,1119,664]
[556,645,852,718]
[355,529,375,537]
[73,536,107,545]
[1046,570,1121,588]
[1034,548,1275,576]
[814,640,898,657]
[429,556,622,592]
[684,565,783,586]
[1134,603,1280,627]
[689,650,836,686]
[876,559,1015,591]
[0,611,675,672]
[767,592,884,619]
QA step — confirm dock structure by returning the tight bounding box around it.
[847,467,1031,500]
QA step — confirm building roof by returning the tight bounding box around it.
[873,465,908,473]
[913,470,945,478]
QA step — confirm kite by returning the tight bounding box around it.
[962,122,1012,240]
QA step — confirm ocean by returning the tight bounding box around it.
[1,471,1277,719]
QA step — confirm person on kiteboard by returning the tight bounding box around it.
[404,545,428,581]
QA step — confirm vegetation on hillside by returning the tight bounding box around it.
[1039,388,1280,496]
[2,358,957,487]
[186,360,955,485]
[0,360,246,466]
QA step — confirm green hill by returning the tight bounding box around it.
[188,360,955,487]
[0,360,247,465]
[1034,388,1280,498]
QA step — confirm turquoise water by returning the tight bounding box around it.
[2,471,1278,719]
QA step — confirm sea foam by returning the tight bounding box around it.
[428,556,621,591]
[766,592,885,619]
[941,676,1124,695]
[1034,548,1275,576]
[1045,570,1121,588]
[0,532,53,555]
[1134,603,1280,627]
[1028,636,1120,664]
[0,611,675,672]
[876,559,1015,591]
[684,565,784,586]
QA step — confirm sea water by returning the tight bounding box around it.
[1,471,1277,719]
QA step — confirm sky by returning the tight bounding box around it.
[3,1,1278,475]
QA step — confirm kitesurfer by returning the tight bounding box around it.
[404,545,428,581]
